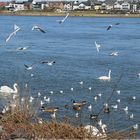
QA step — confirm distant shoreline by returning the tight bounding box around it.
[0,10,140,18]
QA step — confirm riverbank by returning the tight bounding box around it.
[0,10,140,18]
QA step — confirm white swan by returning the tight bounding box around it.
[0,83,18,96]
[84,125,102,137]
[98,70,111,81]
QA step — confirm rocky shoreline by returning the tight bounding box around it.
[0,10,140,18]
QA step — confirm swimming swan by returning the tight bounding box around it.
[98,70,111,81]
[0,83,18,96]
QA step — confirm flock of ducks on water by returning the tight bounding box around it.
[0,15,139,137]
[0,80,138,136]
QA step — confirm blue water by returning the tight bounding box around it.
[0,16,140,135]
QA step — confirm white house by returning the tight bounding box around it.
[121,2,130,11]
[13,3,24,11]
[73,1,79,10]
[73,1,91,10]
[114,2,122,10]
[64,2,72,11]
[6,2,24,11]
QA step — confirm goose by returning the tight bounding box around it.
[95,41,101,53]
[97,70,111,81]
[0,83,18,95]
[41,106,59,113]
[73,105,81,111]
[32,25,46,33]
[57,13,69,24]
[6,24,20,42]
[106,24,112,31]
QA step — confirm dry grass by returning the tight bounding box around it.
[0,109,137,140]
[0,109,92,139]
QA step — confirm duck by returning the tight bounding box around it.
[103,103,110,113]
[72,100,86,106]
[41,106,59,113]
[97,70,111,81]
[73,105,81,111]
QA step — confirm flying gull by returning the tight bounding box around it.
[6,24,20,42]
[106,24,112,31]
[95,41,101,52]
[57,13,69,24]
[32,25,46,33]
